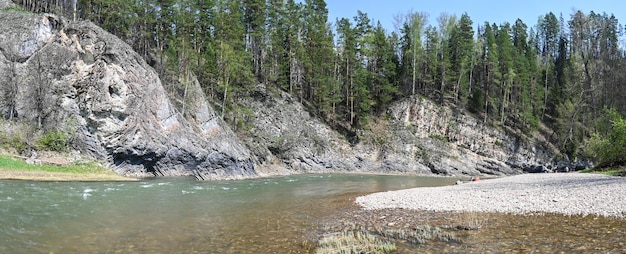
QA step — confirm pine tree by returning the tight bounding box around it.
[243,0,266,80]
[482,23,500,123]
[436,13,456,105]
[214,0,254,119]
[448,13,474,106]
[423,25,440,99]
[496,22,515,125]
[369,22,399,113]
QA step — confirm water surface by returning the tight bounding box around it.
[0,174,457,253]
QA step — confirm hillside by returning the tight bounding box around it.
[2,0,611,179]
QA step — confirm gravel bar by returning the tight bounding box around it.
[356,173,626,218]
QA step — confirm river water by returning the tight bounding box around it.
[0,174,458,253]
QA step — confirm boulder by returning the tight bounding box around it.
[524,165,550,173]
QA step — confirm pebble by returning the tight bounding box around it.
[356,173,626,218]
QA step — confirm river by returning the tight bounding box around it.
[0,174,458,253]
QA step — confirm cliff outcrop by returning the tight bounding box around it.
[0,10,255,179]
[239,86,555,177]
[380,97,554,175]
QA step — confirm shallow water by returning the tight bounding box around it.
[420,212,626,253]
[0,174,457,253]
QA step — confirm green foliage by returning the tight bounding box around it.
[1,5,29,13]
[494,140,503,147]
[584,109,626,166]
[430,134,450,143]
[580,167,625,176]
[36,130,70,152]
[0,132,28,153]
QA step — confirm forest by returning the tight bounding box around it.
[9,0,626,165]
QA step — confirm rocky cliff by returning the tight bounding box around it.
[238,85,555,177]
[0,10,255,179]
[381,97,554,175]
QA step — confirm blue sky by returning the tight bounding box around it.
[325,0,625,33]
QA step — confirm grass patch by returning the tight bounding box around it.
[376,225,458,245]
[580,167,626,176]
[1,6,29,13]
[429,134,450,143]
[0,154,111,175]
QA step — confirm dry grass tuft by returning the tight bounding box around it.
[453,212,490,230]
[316,230,396,254]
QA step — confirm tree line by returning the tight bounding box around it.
[10,0,626,161]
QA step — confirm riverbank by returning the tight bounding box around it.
[356,173,626,218]
[0,154,136,181]
[0,168,136,181]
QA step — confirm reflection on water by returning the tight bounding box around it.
[0,174,456,253]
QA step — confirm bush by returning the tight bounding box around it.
[584,109,626,166]
[0,122,30,153]
[36,130,70,152]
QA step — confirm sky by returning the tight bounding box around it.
[325,0,626,33]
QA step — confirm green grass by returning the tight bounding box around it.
[0,155,112,175]
[580,167,626,176]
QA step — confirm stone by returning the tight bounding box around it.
[524,165,549,173]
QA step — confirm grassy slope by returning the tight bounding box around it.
[0,154,136,181]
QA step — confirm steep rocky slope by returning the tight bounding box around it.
[239,86,555,177]
[380,97,554,175]
[0,10,255,179]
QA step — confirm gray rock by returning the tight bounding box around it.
[0,12,255,179]
[524,165,549,173]
[239,84,362,174]
[383,96,554,176]
[556,166,570,173]
[574,159,593,171]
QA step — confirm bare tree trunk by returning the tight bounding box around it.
[542,65,548,120]
[221,74,229,119]
[412,42,417,95]
[440,65,445,105]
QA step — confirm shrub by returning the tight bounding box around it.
[0,122,30,153]
[36,130,70,152]
[584,109,626,166]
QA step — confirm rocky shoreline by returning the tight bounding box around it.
[356,173,626,218]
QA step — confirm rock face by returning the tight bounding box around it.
[0,11,255,179]
[382,97,554,176]
[239,84,364,175]
[240,86,555,177]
